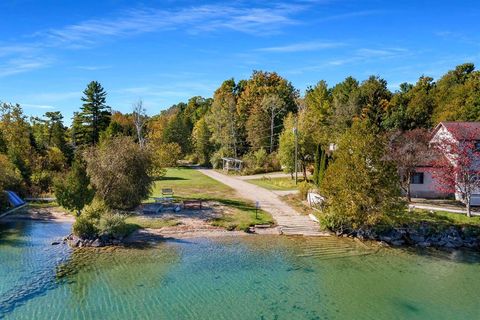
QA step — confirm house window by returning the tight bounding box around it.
[410,172,424,184]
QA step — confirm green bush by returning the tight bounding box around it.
[82,199,108,221]
[210,150,225,169]
[254,148,268,168]
[241,149,281,175]
[298,181,311,200]
[99,213,131,239]
[73,215,98,239]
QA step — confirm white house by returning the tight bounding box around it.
[410,122,480,205]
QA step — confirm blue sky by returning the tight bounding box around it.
[1,0,479,124]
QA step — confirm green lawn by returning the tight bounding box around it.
[147,167,274,231]
[247,177,300,191]
[391,209,480,227]
[151,167,233,200]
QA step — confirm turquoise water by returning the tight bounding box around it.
[1,219,479,319]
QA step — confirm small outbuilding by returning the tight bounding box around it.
[221,157,243,172]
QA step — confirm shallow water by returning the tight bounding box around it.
[1,219,479,319]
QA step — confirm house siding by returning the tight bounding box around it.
[409,169,452,199]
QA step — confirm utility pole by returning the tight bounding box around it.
[294,116,298,185]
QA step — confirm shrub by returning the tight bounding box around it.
[254,148,268,168]
[73,215,98,239]
[298,181,311,200]
[99,213,131,239]
[210,150,225,169]
[152,142,182,168]
[81,199,108,221]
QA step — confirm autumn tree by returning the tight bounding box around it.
[387,129,432,201]
[192,117,213,166]
[321,122,404,231]
[84,136,153,210]
[238,71,298,152]
[278,112,315,180]
[207,79,243,157]
[433,63,480,122]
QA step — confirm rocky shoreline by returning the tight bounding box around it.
[347,223,480,249]
[59,222,480,250]
[64,234,123,247]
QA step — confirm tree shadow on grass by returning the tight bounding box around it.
[156,176,188,181]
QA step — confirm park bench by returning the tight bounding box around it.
[161,188,174,197]
[183,199,203,210]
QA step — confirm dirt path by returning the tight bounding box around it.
[198,169,330,236]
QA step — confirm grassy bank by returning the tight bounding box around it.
[388,209,480,228]
[147,167,274,231]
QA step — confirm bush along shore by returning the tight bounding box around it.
[344,223,480,249]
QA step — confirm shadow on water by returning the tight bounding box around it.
[391,246,480,264]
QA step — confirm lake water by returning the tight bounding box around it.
[1,219,479,319]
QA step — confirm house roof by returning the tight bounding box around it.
[433,122,480,141]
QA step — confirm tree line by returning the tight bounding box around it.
[1,63,479,229]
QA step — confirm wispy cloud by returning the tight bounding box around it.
[0,1,320,77]
[315,10,385,23]
[38,2,311,48]
[0,56,52,77]
[327,47,409,66]
[435,31,480,46]
[20,103,55,109]
[257,40,344,53]
[286,46,410,74]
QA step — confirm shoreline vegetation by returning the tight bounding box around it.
[1,65,480,252]
[6,166,480,251]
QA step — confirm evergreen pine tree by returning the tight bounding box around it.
[76,81,111,146]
